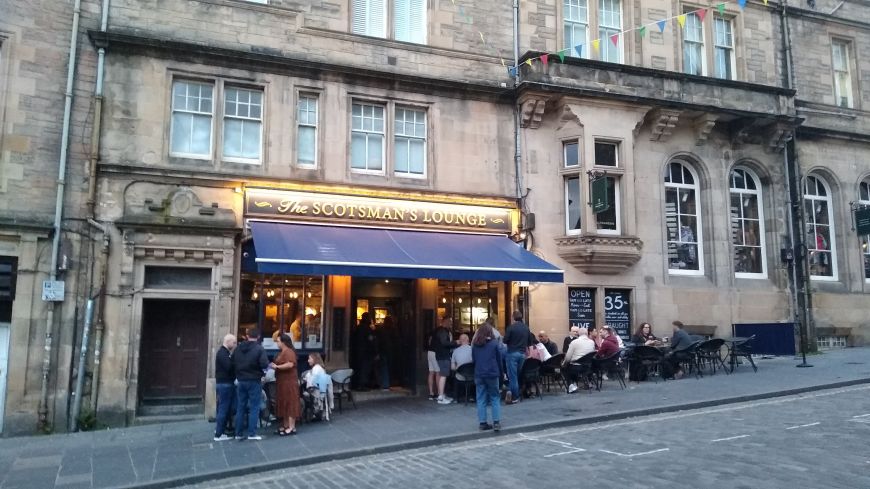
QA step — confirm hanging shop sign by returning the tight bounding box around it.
[245,189,514,233]
[568,287,596,329]
[603,288,631,340]
[590,176,610,214]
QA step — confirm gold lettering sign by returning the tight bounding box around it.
[245,189,514,234]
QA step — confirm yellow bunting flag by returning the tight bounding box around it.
[677,14,686,28]
[592,39,600,52]
[526,59,533,67]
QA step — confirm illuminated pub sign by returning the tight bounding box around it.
[245,189,515,234]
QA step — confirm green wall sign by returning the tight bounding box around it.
[591,176,610,214]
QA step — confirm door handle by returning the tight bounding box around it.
[176,336,181,348]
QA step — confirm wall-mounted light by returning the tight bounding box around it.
[442,297,447,304]
[251,291,259,301]
[458,298,463,304]
[385,279,390,284]
[233,186,243,194]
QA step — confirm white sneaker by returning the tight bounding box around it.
[247,435,263,441]
[437,396,454,405]
[568,383,578,393]
[213,434,232,442]
[602,374,610,381]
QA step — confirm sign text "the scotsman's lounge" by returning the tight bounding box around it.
[245,189,514,233]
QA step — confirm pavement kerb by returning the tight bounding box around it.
[119,377,870,489]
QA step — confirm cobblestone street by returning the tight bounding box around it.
[184,385,870,489]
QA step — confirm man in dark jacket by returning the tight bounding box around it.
[233,328,268,440]
[666,321,693,379]
[432,318,454,404]
[503,310,531,404]
[214,334,236,441]
[538,331,559,355]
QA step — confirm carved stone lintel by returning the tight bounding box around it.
[648,109,682,142]
[693,114,718,146]
[520,97,547,129]
[554,235,644,275]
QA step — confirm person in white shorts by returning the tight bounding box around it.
[427,332,440,401]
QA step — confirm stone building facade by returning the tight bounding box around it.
[0,0,867,433]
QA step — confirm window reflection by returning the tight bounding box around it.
[238,273,324,349]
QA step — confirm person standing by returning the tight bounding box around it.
[270,333,301,436]
[233,328,269,441]
[503,310,531,405]
[352,313,376,390]
[472,321,503,431]
[214,334,236,441]
[432,317,455,404]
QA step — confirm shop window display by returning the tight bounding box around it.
[238,274,324,350]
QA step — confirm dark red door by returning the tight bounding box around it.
[139,299,209,400]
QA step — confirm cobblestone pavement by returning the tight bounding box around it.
[0,348,868,488]
[182,385,870,489]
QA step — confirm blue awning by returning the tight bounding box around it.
[250,221,563,283]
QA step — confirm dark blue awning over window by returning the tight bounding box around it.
[250,221,563,283]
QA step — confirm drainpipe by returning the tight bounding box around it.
[38,0,82,432]
[512,0,522,200]
[779,0,814,364]
[69,299,94,431]
[86,0,112,415]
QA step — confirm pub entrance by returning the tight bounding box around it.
[138,299,210,407]
[350,278,417,392]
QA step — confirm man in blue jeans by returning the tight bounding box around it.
[233,328,269,441]
[213,334,237,441]
[503,310,531,404]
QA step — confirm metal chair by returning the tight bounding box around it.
[541,353,565,392]
[630,346,665,382]
[729,335,758,373]
[695,338,728,375]
[330,368,355,413]
[671,341,703,379]
[453,363,476,405]
[562,352,596,392]
[593,351,626,390]
[519,358,543,400]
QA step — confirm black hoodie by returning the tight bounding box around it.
[232,340,268,382]
[215,345,234,384]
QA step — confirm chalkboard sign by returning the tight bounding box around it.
[603,289,631,340]
[568,287,596,329]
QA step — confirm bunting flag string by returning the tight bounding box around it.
[513,0,749,73]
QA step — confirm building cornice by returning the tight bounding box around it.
[88,30,513,103]
[784,5,870,30]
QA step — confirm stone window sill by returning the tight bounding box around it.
[555,235,643,275]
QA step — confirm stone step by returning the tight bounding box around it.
[137,400,204,417]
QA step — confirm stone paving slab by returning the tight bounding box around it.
[0,348,868,489]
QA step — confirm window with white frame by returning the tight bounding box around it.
[296,95,318,168]
[859,179,870,281]
[593,141,620,234]
[832,39,853,108]
[563,0,589,54]
[730,168,766,277]
[714,16,734,80]
[394,0,427,44]
[683,12,704,76]
[804,175,837,279]
[598,0,621,63]
[351,102,385,172]
[222,87,263,163]
[394,107,426,177]
[664,161,703,274]
[352,0,426,44]
[170,80,214,158]
[564,141,583,235]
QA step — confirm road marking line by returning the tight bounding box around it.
[599,448,669,457]
[544,448,586,458]
[711,435,750,442]
[785,422,820,430]
[852,414,870,418]
[545,438,575,447]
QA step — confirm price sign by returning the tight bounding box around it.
[42,280,65,302]
[603,289,631,340]
[568,287,596,329]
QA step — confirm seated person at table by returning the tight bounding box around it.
[451,334,473,377]
[589,327,602,349]
[596,327,620,359]
[632,322,659,346]
[664,321,693,379]
[562,328,596,393]
[538,331,559,355]
[562,327,580,354]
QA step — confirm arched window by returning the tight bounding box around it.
[664,161,703,274]
[804,175,837,280]
[860,179,870,282]
[730,168,766,278]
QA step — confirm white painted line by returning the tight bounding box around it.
[852,413,870,418]
[544,448,587,458]
[599,448,670,457]
[785,422,821,430]
[711,435,750,442]
[545,438,575,447]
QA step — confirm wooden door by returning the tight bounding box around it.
[139,299,209,401]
